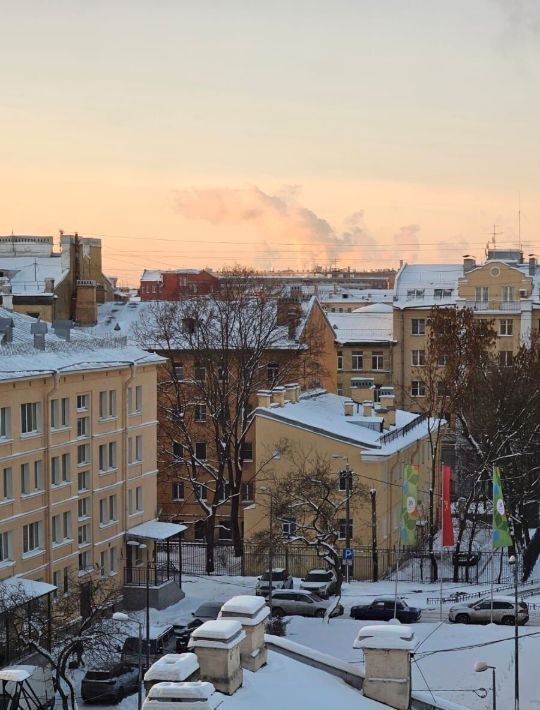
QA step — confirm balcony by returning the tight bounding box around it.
[464,300,522,312]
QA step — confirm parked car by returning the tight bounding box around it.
[269,590,344,618]
[173,602,224,652]
[255,569,293,596]
[448,595,529,625]
[299,569,338,598]
[350,597,422,623]
[81,663,140,704]
[120,624,176,668]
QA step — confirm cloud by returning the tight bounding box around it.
[393,224,421,263]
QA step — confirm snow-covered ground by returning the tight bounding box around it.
[71,575,540,709]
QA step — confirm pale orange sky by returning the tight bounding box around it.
[1,1,540,285]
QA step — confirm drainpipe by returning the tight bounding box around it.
[400,310,405,409]
[44,372,60,584]
[122,363,137,570]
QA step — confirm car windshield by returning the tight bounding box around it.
[194,604,221,617]
[305,572,332,582]
[308,593,324,602]
[85,670,115,681]
[261,571,287,581]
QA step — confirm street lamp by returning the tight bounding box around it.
[259,485,274,607]
[113,612,143,710]
[474,661,496,710]
[508,554,520,710]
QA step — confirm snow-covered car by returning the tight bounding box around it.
[448,596,529,625]
[299,569,337,598]
[350,597,422,623]
[269,590,344,618]
[81,663,140,703]
[255,568,293,596]
[173,602,224,651]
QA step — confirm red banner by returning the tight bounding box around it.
[442,464,454,547]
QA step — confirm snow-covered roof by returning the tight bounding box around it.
[146,680,219,702]
[189,620,246,651]
[0,308,164,382]
[127,520,187,540]
[144,653,199,682]
[394,264,462,308]
[328,310,394,344]
[141,268,211,280]
[353,624,415,650]
[0,255,67,294]
[353,303,394,313]
[320,288,393,304]
[255,390,438,456]
[0,577,57,608]
[219,595,267,616]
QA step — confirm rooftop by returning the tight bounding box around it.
[328,309,394,344]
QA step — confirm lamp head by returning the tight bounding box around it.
[474,661,488,673]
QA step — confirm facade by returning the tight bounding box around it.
[0,308,165,600]
[392,250,540,409]
[140,269,220,301]
[0,234,114,324]
[329,304,395,398]
[244,385,439,574]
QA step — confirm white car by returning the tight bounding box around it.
[299,569,338,598]
[255,568,293,596]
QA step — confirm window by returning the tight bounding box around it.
[128,486,143,514]
[128,435,142,463]
[172,441,184,458]
[338,518,353,540]
[501,286,515,302]
[63,566,70,594]
[240,441,253,461]
[0,407,11,439]
[411,349,425,367]
[21,402,40,435]
[217,480,232,502]
[78,551,91,572]
[267,362,279,385]
[281,518,297,537]
[411,381,426,397]
[99,550,107,576]
[128,385,143,414]
[52,454,70,485]
[76,394,89,412]
[78,524,90,545]
[475,286,488,303]
[337,351,343,370]
[34,460,44,490]
[99,494,117,525]
[109,442,117,469]
[218,520,232,540]
[407,289,425,299]
[21,463,30,495]
[173,364,184,380]
[2,467,13,499]
[434,288,453,299]
[23,521,42,554]
[52,571,60,598]
[51,457,60,485]
[411,319,425,335]
[110,547,117,574]
[371,352,384,370]
[77,444,90,466]
[194,404,207,423]
[338,470,352,492]
[193,365,206,383]
[54,512,71,543]
[78,470,90,492]
[241,482,254,502]
[194,483,207,501]
[218,367,228,383]
[99,390,117,419]
[99,442,117,471]
[50,398,69,429]
[78,497,90,519]
[172,482,184,500]
[437,354,448,366]
[63,511,71,540]
[499,319,513,336]
[499,351,513,367]
[195,442,207,461]
[136,486,143,511]
[351,351,363,370]
[0,531,12,562]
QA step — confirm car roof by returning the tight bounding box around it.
[479,595,519,603]
[195,602,223,611]
[264,568,287,573]
[372,596,405,602]
[274,589,313,596]
[306,569,332,575]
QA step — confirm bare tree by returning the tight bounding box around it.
[0,575,123,710]
[135,267,328,572]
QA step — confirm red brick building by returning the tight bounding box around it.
[140,269,220,300]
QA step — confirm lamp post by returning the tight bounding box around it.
[509,554,519,710]
[259,486,274,607]
[113,612,143,710]
[332,455,354,584]
[474,661,496,710]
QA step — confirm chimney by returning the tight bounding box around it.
[257,390,272,408]
[52,320,72,342]
[377,406,389,430]
[353,625,415,710]
[1,294,13,311]
[363,400,373,417]
[0,317,14,344]
[344,400,354,416]
[144,681,220,709]
[350,377,375,404]
[276,297,302,340]
[463,256,476,273]
[284,384,297,403]
[188,620,245,695]
[75,279,97,326]
[31,320,48,350]
[218,595,270,672]
[143,653,199,693]
[44,277,55,293]
[271,386,286,407]
[386,407,396,427]
[529,256,537,276]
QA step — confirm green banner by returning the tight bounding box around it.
[400,464,419,546]
[493,465,513,549]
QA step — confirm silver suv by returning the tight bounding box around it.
[269,589,344,618]
[449,595,529,626]
[299,569,337,598]
[255,568,293,596]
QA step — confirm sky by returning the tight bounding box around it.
[1,0,540,284]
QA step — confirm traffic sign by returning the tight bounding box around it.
[343,548,353,561]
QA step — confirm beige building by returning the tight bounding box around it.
[392,250,540,409]
[0,308,172,618]
[244,384,439,576]
[329,304,395,399]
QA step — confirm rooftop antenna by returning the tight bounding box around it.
[488,224,503,250]
[518,192,522,251]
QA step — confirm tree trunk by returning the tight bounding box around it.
[205,514,215,574]
[230,491,243,557]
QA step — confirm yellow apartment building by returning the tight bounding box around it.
[392,250,540,409]
[244,383,439,577]
[0,308,182,629]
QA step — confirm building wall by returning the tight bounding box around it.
[336,342,394,397]
[0,363,159,587]
[140,271,220,301]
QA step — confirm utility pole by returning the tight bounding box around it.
[268,492,274,608]
[345,466,351,584]
[370,489,378,582]
[509,554,519,710]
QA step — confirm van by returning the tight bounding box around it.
[0,665,55,709]
[121,624,176,668]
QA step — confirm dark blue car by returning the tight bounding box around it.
[350,596,422,623]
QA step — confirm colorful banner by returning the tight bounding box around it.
[442,465,454,547]
[400,464,419,546]
[492,465,513,549]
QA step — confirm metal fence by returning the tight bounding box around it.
[172,541,518,585]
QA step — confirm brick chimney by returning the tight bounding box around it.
[344,400,354,416]
[257,390,272,408]
[188,620,245,695]
[350,377,375,404]
[218,595,269,672]
[276,297,302,340]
